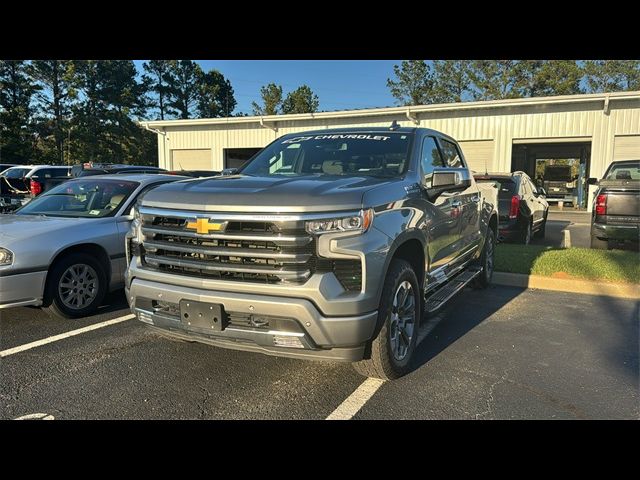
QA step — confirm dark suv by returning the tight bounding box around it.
[475,171,549,244]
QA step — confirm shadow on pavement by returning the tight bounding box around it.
[410,285,523,372]
[94,289,129,315]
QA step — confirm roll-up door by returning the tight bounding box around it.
[458,140,494,173]
[170,149,212,170]
[613,135,640,161]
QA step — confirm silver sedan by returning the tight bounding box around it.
[0,174,187,318]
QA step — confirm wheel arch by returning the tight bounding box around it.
[43,243,111,306]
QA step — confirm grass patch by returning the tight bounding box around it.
[495,244,640,284]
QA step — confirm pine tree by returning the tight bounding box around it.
[0,60,38,163]
[197,70,236,118]
[166,60,203,119]
[251,83,283,116]
[387,60,433,106]
[142,60,176,120]
[282,85,320,114]
[469,60,523,100]
[431,60,472,103]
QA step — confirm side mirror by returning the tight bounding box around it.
[424,168,472,201]
[538,188,547,197]
[587,177,599,185]
[119,207,135,222]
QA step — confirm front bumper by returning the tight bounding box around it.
[592,222,639,242]
[128,278,378,362]
[0,270,47,309]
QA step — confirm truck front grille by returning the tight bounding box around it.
[139,208,316,285]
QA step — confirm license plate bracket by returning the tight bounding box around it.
[179,300,227,332]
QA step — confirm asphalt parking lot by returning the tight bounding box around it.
[1,285,637,420]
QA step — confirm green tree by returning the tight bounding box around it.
[387,60,433,105]
[281,85,320,114]
[197,69,236,118]
[166,60,203,119]
[28,60,76,164]
[516,60,583,97]
[584,60,640,92]
[469,60,523,100]
[0,60,38,163]
[142,60,176,120]
[251,83,283,115]
[431,60,472,103]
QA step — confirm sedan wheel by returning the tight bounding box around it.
[58,264,100,310]
[45,253,107,319]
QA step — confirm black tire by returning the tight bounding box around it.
[521,220,532,245]
[534,216,547,239]
[45,253,108,319]
[352,259,420,380]
[590,235,609,250]
[473,227,495,289]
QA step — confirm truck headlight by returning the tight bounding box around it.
[306,209,374,235]
[0,247,14,266]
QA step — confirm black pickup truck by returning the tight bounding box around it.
[588,160,640,249]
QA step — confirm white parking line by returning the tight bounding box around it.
[0,314,135,358]
[326,377,385,420]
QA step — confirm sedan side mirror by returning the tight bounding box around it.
[538,188,547,197]
[587,177,599,185]
[424,168,472,201]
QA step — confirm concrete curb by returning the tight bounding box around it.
[493,272,640,299]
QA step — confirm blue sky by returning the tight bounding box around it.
[134,60,401,114]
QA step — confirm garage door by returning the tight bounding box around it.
[613,135,640,161]
[170,149,212,170]
[458,140,494,173]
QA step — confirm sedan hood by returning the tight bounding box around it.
[141,175,395,212]
[0,215,109,247]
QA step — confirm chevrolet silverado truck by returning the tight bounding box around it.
[125,126,498,379]
[588,159,640,250]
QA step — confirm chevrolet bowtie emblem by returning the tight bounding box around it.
[185,218,227,234]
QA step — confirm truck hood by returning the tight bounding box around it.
[141,174,395,212]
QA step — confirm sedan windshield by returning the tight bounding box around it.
[3,168,31,179]
[16,179,138,218]
[240,132,412,178]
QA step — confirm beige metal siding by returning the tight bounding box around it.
[613,135,640,160]
[458,140,495,173]
[170,149,212,170]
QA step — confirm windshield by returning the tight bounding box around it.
[544,166,571,181]
[3,168,31,179]
[16,179,139,218]
[605,161,640,180]
[240,132,412,178]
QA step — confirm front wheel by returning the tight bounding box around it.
[45,253,107,319]
[352,259,420,380]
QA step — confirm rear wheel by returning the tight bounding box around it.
[534,215,547,239]
[473,228,495,289]
[521,221,532,245]
[352,259,420,380]
[590,235,609,250]
[45,253,107,319]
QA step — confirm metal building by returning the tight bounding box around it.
[141,91,640,210]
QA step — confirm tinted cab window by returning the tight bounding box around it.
[439,139,464,169]
[420,136,445,187]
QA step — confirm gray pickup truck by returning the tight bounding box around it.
[125,125,498,379]
[588,160,640,249]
